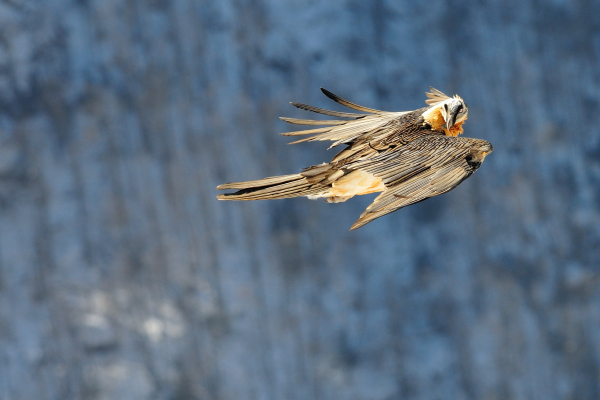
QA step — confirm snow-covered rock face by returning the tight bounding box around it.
[0,1,599,399]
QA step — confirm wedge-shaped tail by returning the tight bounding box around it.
[216,164,339,201]
[217,174,310,201]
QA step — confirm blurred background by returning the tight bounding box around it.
[0,0,599,399]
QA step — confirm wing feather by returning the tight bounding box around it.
[320,88,384,113]
[280,127,333,136]
[290,102,368,118]
[425,87,451,105]
[279,117,348,126]
[348,136,485,230]
[285,117,396,146]
[280,89,416,148]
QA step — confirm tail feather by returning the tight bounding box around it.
[216,174,300,190]
[217,170,333,201]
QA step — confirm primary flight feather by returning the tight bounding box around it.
[217,87,493,230]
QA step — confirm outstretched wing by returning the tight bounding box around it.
[280,88,418,149]
[348,136,492,230]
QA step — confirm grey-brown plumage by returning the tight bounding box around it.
[345,135,492,229]
[217,88,492,230]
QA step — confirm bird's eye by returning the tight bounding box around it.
[458,107,463,113]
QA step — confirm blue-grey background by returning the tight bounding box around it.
[0,0,599,399]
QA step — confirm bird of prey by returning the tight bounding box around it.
[217,87,493,230]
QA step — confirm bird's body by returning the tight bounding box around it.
[217,88,492,230]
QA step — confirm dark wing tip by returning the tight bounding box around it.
[320,87,335,98]
[319,87,382,113]
[320,88,343,103]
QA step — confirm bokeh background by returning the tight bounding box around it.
[0,0,599,399]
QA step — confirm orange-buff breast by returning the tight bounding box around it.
[328,170,385,197]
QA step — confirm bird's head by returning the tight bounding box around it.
[439,97,468,135]
[422,88,468,136]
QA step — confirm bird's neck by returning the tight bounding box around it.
[448,120,465,137]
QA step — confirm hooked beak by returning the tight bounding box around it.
[445,113,457,134]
